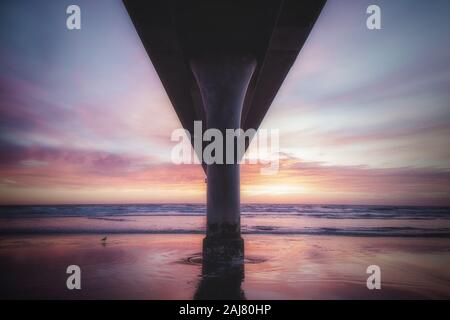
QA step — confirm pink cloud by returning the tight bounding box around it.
[0,143,448,205]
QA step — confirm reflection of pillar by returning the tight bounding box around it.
[194,257,245,300]
[190,53,256,262]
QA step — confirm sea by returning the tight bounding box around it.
[1,204,449,237]
[1,204,450,299]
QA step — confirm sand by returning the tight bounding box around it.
[0,234,449,299]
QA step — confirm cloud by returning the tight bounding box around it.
[1,0,449,205]
[240,156,450,205]
[1,141,448,205]
[0,141,202,188]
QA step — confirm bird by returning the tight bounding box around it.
[101,236,107,242]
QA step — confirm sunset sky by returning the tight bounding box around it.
[0,0,449,205]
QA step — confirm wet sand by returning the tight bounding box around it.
[0,234,449,299]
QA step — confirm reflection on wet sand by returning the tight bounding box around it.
[194,236,246,300]
[0,234,449,299]
[194,256,246,300]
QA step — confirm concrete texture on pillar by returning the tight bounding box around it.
[191,53,256,261]
[191,53,256,240]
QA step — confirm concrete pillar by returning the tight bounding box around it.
[190,52,256,262]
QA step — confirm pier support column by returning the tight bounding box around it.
[190,53,256,262]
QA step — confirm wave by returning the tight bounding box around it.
[1,204,449,237]
[0,225,449,237]
[0,204,449,220]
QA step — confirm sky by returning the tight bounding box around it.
[0,0,449,205]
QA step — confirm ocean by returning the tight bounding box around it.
[1,204,449,299]
[0,204,449,237]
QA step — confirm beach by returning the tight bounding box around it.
[1,233,449,299]
[1,0,450,304]
[0,204,449,299]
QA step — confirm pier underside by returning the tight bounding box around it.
[123,0,326,261]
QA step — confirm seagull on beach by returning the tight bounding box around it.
[101,236,107,242]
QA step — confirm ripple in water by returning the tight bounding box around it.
[180,252,267,265]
